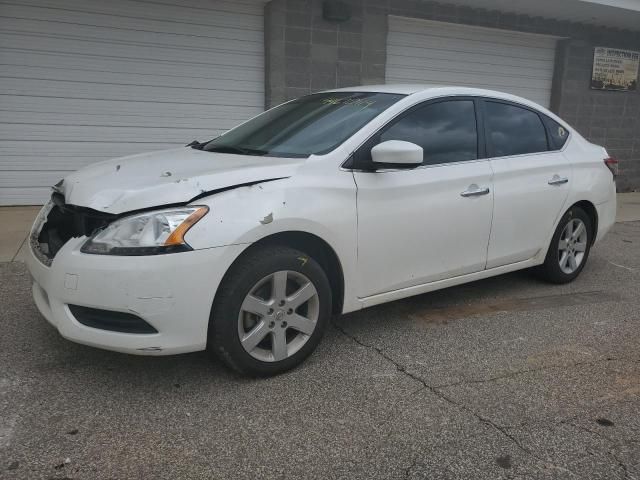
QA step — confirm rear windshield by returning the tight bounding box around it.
[202,92,405,158]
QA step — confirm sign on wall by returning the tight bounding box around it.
[591,47,639,91]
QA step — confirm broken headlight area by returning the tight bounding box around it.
[80,206,208,256]
[33,193,116,264]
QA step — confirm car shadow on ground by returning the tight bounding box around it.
[18,267,538,373]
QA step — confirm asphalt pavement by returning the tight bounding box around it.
[1,221,639,479]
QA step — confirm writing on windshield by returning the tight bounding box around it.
[202,92,404,158]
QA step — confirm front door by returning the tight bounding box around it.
[353,99,494,298]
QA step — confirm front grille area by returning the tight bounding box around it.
[33,193,115,263]
[68,305,158,334]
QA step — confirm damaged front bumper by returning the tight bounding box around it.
[26,231,246,356]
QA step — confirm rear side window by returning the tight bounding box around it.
[485,101,548,157]
[542,115,569,150]
[378,100,477,165]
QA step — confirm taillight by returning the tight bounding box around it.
[604,157,618,179]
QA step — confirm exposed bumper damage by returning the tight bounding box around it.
[26,227,246,356]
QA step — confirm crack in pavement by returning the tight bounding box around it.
[402,457,418,480]
[432,356,628,390]
[610,450,636,480]
[563,419,640,447]
[332,321,580,476]
[561,420,638,479]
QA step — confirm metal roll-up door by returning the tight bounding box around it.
[386,16,558,107]
[0,0,265,204]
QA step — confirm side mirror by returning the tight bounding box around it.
[371,140,423,166]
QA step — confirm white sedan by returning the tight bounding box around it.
[26,85,617,376]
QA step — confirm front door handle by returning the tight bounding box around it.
[548,175,569,186]
[460,185,490,197]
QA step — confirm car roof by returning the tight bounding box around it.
[327,84,543,105]
[325,84,438,95]
[324,84,561,120]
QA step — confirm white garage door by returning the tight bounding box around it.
[386,16,558,107]
[0,0,264,205]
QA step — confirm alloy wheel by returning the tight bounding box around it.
[558,218,588,274]
[237,270,319,362]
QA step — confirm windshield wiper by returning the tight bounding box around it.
[186,140,205,150]
[204,145,268,156]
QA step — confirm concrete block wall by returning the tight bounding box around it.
[554,39,640,191]
[264,0,640,190]
[265,0,389,106]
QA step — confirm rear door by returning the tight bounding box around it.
[483,99,571,268]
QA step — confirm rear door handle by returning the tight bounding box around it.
[460,186,490,197]
[548,175,569,186]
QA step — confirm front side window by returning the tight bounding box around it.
[485,101,548,157]
[378,100,478,165]
[202,92,404,158]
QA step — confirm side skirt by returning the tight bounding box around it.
[356,257,542,310]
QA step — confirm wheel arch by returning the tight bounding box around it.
[572,200,598,245]
[218,231,345,315]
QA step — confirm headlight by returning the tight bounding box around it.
[81,206,208,255]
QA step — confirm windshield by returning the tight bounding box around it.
[202,92,405,158]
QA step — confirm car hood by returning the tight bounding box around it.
[59,147,302,214]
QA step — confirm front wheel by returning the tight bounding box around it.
[537,206,593,284]
[208,245,332,376]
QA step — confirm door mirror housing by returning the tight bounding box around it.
[371,140,423,166]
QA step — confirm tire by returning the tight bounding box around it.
[537,206,593,284]
[208,245,332,377]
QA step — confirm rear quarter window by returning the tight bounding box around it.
[542,116,570,150]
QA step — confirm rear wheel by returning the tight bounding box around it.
[537,206,593,284]
[208,245,331,376]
